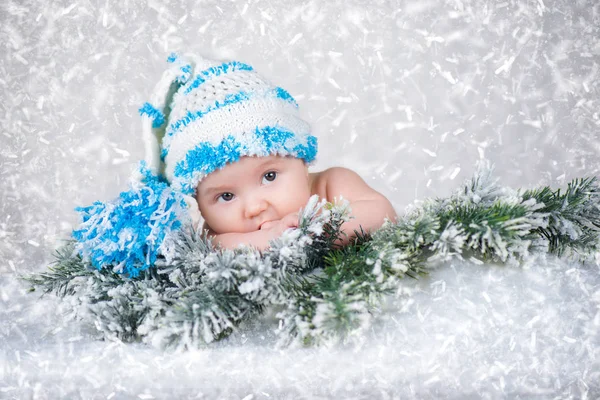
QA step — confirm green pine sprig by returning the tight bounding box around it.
[25,168,600,349]
[24,241,96,297]
[522,176,600,257]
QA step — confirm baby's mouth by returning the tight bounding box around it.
[258,221,272,230]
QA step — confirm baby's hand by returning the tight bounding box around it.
[206,212,300,252]
[259,212,299,238]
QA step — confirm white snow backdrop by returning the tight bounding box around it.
[1,0,599,398]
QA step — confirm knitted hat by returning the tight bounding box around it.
[139,52,318,196]
[72,53,318,277]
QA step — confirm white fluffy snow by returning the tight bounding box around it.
[2,256,599,398]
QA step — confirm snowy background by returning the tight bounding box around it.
[1,0,599,398]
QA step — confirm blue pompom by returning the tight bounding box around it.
[72,163,189,278]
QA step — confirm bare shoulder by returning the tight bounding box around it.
[310,167,386,203]
[308,170,327,200]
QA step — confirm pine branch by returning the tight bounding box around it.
[522,176,600,257]
[438,200,542,262]
[26,171,600,349]
[300,198,353,272]
[154,285,263,349]
[156,226,214,280]
[85,278,176,343]
[23,241,96,297]
[143,197,352,347]
[276,275,377,346]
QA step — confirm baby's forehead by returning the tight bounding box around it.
[230,154,303,169]
[246,154,296,163]
[198,155,306,191]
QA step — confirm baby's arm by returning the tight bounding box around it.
[210,230,270,251]
[202,213,299,251]
[323,167,397,246]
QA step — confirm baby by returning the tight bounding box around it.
[197,154,396,251]
[139,53,396,252]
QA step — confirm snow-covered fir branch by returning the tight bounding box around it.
[25,166,600,349]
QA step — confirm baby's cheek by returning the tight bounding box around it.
[205,207,247,234]
[288,188,310,214]
[199,206,219,230]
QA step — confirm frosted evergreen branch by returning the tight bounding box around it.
[462,159,508,205]
[102,196,350,348]
[24,241,99,297]
[275,230,411,346]
[277,278,374,347]
[84,280,166,342]
[521,176,600,258]
[276,175,600,344]
[145,286,263,349]
[26,171,600,349]
[437,199,545,263]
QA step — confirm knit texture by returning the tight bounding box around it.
[72,53,318,275]
[140,53,318,196]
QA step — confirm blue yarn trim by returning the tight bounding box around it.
[160,90,249,159]
[175,62,193,84]
[139,102,165,128]
[166,53,192,84]
[175,64,192,84]
[181,65,192,73]
[275,87,298,107]
[294,135,318,161]
[167,52,178,63]
[173,127,318,195]
[161,87,299,159]
[183,61,253,95]
[72,161,188,278]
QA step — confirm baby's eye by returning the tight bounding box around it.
[217,192,234,202]
[263,171,277,183]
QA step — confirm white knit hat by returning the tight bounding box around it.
[139,52,318,196]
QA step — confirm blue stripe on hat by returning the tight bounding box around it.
[161,90,251,160]
[139,102,165,128]
[161,87,300,160]
[274,87,298,107]
[184,61,254,95]
[173,127,318,195]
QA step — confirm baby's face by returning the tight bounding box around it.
[196,155,311,234]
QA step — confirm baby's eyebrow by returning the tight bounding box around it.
[202,159,282,195]
[256,158,281,168]
[203,185,230,195]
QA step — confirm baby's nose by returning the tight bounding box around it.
[244,197,268,219]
